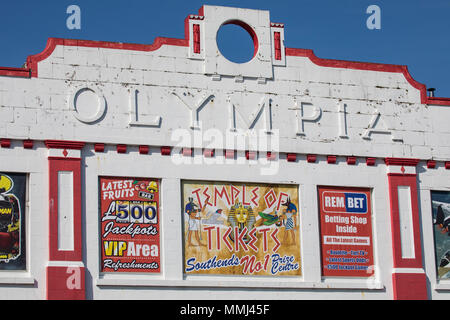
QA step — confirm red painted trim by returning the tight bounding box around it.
[427,97,450,106]
[0,139,11,148]
[204,149,214,158]
[327,155,336,164]
[366,157,376,166]
[5,138,449,170]
[0,66,31,78]
[26,35,189,78]
[116,144,127,154]
[285,47,450,106]
[392,273,428,300]
[48,157,80,161]
[184,16,191,42]
[274,32,281,61]
[47,266,85,300]
[45,140,85,150]
[225,150,234,159]
[385,158,420,166]
[23,140,33,149]
[387,174,423,269]
[139,145,149,155]
[287,153,296,162]
[193,24,201,54]
[426,160,436,169]
[48,158,83,262]
[307,154,317,163]
[246,151,257,160]
[197,6,205,17]
[387,173,417,178]
[94,143,105,153]
[347,156,356,165]
[267,151,276,161]
[182,147,192,157]
[161,146,171,156]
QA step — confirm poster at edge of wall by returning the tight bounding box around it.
[0,172,26,270]
[430,190,450,280]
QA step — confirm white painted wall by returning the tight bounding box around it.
[0,5,449,299]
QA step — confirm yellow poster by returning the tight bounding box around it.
[182,180,301,276]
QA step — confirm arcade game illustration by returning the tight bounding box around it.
[0,173,26,270]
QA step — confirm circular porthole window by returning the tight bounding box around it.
[216,20,258,64]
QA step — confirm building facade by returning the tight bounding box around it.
[0,5,449,300]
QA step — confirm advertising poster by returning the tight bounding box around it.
[0,172,26,270]
[182,180,301,277]
[99,177,160,273]
[318,186,374,277]
[431,191,450,280]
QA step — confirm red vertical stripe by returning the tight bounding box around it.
[46,141,85,300]
[274,32,281,60]
[48,158,82,261]
[385,158,428,300]
[193,24,200,54]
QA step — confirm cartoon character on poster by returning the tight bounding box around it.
[185,197,206,247]
[431,191,450,279]
[434,204,450,237]
[182,181,301,277]
[227,202,256,244]
[253,197,298,245]
[0,174,23,267]
[280,197,298,246]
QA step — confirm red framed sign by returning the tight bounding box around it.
[99,177,160,273]
[318,186,374,277]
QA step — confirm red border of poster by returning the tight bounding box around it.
[99,176,161,273]
[318,186,374,277]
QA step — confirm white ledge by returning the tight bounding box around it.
[0,274,36,285]
[434,282,450,291]
[95,278,384,290]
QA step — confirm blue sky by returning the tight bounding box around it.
[0,0,448,97]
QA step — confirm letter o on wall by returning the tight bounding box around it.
[70,87,107,124]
